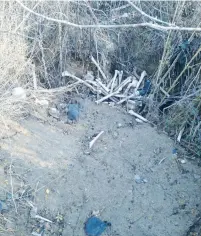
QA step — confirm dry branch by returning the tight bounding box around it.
[15,1,201,32]
[91,56,108,82]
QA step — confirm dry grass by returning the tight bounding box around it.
[0,1,201,156]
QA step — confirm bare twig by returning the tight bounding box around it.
[15,1,201,32]
[91,56,108,82]
[96,91,118,104]
[128,110,148,122]
[127,0,173,26]
[89,131,104,149]
[62,71,96,92]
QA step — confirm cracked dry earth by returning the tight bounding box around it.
[0,99,200,236]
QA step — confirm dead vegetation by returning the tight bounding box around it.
[1,2,201,153]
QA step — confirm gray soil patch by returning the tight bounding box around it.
[0,99,200,236]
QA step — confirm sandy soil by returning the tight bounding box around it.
[0,98,200,236]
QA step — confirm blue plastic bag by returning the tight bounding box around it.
[84,216,111,236]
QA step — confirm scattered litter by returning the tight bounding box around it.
[67,103,80,122]
[12,87,26,100]
[92,210,100,216]
[28,201,53,223]
[134,175,147,184]
[172,148,177,155]
[89,131,104,149]
[138,79,151,96]
[84,216,111,236]
[45,189,50,195]
[178,159,186,164]
[48,107,60,119]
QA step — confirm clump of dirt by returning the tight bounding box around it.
[0,98,200,236]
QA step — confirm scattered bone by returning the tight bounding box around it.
[89,131,104,149]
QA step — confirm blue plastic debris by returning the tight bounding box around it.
[67,103,80,121]
[172,148,177,154]
[84,216,111,236]
[138,79,151,96]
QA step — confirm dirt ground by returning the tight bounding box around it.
[0,98,200,236]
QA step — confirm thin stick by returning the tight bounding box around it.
[9,161,17,213]
[177,127,185,143]
[135,71,147,92]
[35,214,53,223]
[89,131,104,149]
[158,157,167,165]
[114,76,132,93]
[117,94,136,104]
[110,70,118,92]
[32,63,37,90]
[62,71,96,92]
[96,91,118,104]
[16,1,201,32]
[91,56,108,82]
[128,110,148,122]
[96,79,109,93]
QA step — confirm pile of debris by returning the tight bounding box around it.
[62,56,151,123]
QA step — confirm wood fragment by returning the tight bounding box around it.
[91,56,108,82]
[114,76,132,93]
[135,71,147,92]
[62,71,96,92]
[96,79,109,93]
[128,110,148,122]
[89,131,104,149]
[118,70,123,86]
[110,70,119,92]
[96,91,118,104]
[177,127,185,143]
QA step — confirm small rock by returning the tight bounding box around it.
[134,175,147,184]
[49,108,60,119]
[12,87,26,100]
[134,175,142,184]
[117,123,122,128]
[142,178,148,183]
[92,210,100,216]
[178,159,186,164]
